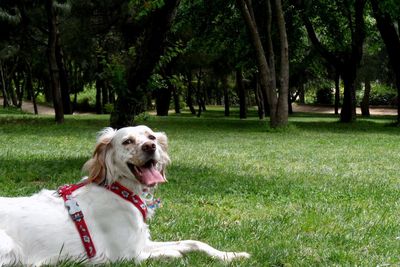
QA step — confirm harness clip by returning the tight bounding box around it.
[65,198,84,221]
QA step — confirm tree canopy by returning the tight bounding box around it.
[1,0,399,126]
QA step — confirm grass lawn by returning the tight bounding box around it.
[0,108,400,266]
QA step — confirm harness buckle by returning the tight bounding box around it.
[65,197,84,221]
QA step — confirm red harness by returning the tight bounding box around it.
[106,182,148,221]
[58,181,147,259]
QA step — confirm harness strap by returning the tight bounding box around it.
[58,183,97,259]
[106,182,147,221]
[58,181,148,259]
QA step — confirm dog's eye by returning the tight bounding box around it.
[148,135,156,140]
[123,139,134,145]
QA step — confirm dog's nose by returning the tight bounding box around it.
[142,141,156,153]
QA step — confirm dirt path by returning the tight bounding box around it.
[21,100,55,115]
[0,97,55,115]
[292,103,397,116]
[1,97,398,116]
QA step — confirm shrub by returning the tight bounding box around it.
[315,87,333,105]
[369,83,397,106]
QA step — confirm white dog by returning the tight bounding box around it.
[0,126,249,266]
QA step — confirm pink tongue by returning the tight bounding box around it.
[138,165,165,186]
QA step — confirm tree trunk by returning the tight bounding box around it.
[222,74,230,117]
[96,79,103,114]
[252,74,264,119]
[108,87,115,104]
[172,85,180,114]
[334,72,340,115]
[288,93,293,114]
[0,61,10,108]
[155,88,171,116]
[265,0,277,96]
[299,84,305,104]
[340,66,357,122]
[26,63,38,115]
[274,0,289,126]
[102,85,109,110]
[196,70,206,113]
[14,72,24,108]
[56,36,72,114]
[397,78,400,124]
[2,61,18,107]
[8,81,18,107]
[255,80,265,119]
[73,92,78,111]
[237,0,278,126]
[236,69,247,119]
[46,0,64,123]
[361,78,371,116]
[43,77,53,103]
[216,81,222,106]
[186,72,196,115]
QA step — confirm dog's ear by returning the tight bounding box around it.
[155,132,171,168]
[83,128,116,184]
[155,132,168,151]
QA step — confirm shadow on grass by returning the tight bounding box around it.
[0,157,88,196]
[144,114,399,136]
[1,150,396,203]
[0,115,109,137]
[291,117,399,135]
[1,111,398,138]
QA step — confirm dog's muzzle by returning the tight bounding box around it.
[128,160,165,187]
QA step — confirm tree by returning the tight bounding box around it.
[0,2,22,108]
[236,0,289,127]
[370,0,400,124]
[46,0,64,123]
[109,0,181,128]
[297,0,366,122]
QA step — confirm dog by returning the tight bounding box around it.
[0,125,249,266]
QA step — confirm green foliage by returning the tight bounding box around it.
[0,45,19,60]
[73,86,97,109]
[305,1,353,51]
[147,73,167,91]
[158,40,185,68]
[303,79,335,105]
[129,0,166,21]
[369,83,397,106]
[0,7,20,25]
[174,0,251,71]
[377,0,400,19]
[53,2,71,14]
[106,55,127,95]
[148,40,185,91]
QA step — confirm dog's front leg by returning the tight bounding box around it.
[0,230,20,266]
[141,240,250,262]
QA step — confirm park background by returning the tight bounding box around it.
[1,0,400,266]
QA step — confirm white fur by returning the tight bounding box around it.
[0,125,249,266]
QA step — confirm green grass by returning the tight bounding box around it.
[0,106,28,115]
[1,108,400,266]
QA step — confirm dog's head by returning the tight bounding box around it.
[84,126,170,187]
